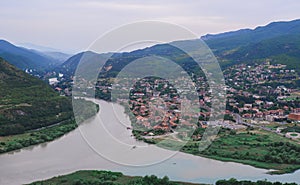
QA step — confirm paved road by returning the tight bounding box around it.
[234,114,284,136]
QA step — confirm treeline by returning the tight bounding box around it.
[0,120,77,154]
[0,99,99,153]
[29,170,299,185]
[29,170,197,185]
[70,175,176,185]
[216,178,297,185]
[0,95,73,136]
[0,58,75,136]
[199,140,300,166]
[177,130,300,174]
[263,142,300,164]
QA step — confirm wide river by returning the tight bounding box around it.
[0,100,299,185]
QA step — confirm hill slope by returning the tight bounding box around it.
[56,19,300,79]
[219,33,300,72]
[0,58,73,136]
[0,40,61,71]
[202,19,300,52]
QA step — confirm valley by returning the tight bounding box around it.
[0,18,300,185]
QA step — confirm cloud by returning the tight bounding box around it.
[0,0,299,52]
[74,1,168,12]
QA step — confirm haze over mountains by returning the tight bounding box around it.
[1,19,300,76]
[0,40,68,71]
[57,19,300,77]
[202,19,300,51]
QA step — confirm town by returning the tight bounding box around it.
[44,61,300,141]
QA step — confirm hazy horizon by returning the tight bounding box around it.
[1,0,299,53]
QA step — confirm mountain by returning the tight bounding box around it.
[202,19,300,52]
[0,57,73,136]
[18,42,72,64]
[18,42,61,53]
[232,34,300,58]
[42,51,71,62]
[31,50,71,65]
[0,40,61,70]
[57,19,300,78]
[57,42,204,80]
[217,35,300,73]
[58,51,102,77]
[200,19,300,72]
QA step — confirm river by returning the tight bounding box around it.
[0,100,299,185]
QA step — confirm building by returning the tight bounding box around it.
[288,113,300,121]
[48,78,59,85]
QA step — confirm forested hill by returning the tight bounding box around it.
[201,19,300,72]
[56,19,300,79]
[202,19,300,52]
[0,57,73,136]
[219,33,300,72]
[0,40,61,71]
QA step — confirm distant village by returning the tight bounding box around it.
[41,61,300,138]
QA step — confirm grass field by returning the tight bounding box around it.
[144,128,300,174]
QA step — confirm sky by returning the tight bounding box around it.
[0,0,299,53]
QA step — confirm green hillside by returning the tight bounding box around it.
[0,40,61,71]
[0,57,73,136]
[203,19,300,52]
[220,34,300,72]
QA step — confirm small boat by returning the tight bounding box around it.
[132,145,137,149]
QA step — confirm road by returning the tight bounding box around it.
[234,114,284,136]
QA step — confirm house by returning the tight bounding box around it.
[288,113,300,121]
[49,78,59,85]
[242,113,252,118]
[133,92,145,96]
[55,87,62,92]
[244,104,253,109]
[255,112,264,118]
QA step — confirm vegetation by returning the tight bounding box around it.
[0,119,76,153]
[216,178,297,185]
[0,58,99,153]
[0,58,73,136]
[0,40,61,71]
[0,98,99,154]
[144,128,300,174]
[28,170,298,185]
[281,126,300,133]
[28,170,205,185]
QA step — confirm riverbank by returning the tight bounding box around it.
[0,119,77,154]
[1,100,300,185]
[28,170,207,185]
[136,128,300,175]
[0,98,99,154]
[28,170,298,185]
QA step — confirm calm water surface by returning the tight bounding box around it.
[0,100,299,185]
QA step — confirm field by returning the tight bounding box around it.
[143,128,300,174]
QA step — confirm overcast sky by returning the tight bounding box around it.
[0,0,299,53]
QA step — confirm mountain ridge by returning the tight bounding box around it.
[0,57,73,136]
[0,40,62,71]
[202,19,300,51]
